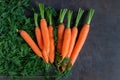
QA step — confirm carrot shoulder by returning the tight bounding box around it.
[57,9,67,53]
[34,13,43,50]
[61,10,72,60]
[19,30,42,57]
[70,9,95,65]
[39,3,49,63]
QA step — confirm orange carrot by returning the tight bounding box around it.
[19,30,42,57]
[70,9,94,66]
[62,9,84,72]
[39,4,49,63]
[66,9,84,58]
[61,10,72,60]
[57,9,67,53]
[34,13,43,50]
[46,8,55,63]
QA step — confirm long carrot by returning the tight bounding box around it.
[57,9,67,53]
[34,13,43,50]
[62,9,84,71]
[66,8,84,58]
[70,9,94,66]
[61,10,72,60]
[39,3,49,63]
[46,8,55,63]
[19,30,42,57]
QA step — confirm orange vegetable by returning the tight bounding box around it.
[61,10,72,60]
[70,9,94,65]
[66,9,84,58]
[39,3,49,63]
[34,13,43,50]
[57,9,67,53]
[46,8,55,63]
[19,30,42,57]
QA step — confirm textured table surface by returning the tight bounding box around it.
[30,0,120,80]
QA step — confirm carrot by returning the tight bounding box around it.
[62,9,84,71]
[39,3,49,63]
[46,8,55,63]
[61,10,72,60]
[70,9,95,66]
[57,9,67,53]
[66,8,84,58]
[19,30,42,57]
[34,13,43,50]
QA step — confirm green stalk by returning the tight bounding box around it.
[34,13,38,27]
[67,10,73,28]
[85,8,95,24]
[59,9,67,24]
[39,3,44,19]
[75,8,84,27]
[46,8,52,26]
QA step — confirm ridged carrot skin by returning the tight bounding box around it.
[35,27,43,50]
[40,19,50,53]
[48,26,55,63]
[42,48,49,63]
[19,30,42,57]
[66,27,78,58]
[34,13,43,50]
[57,24,65,53]
[70,24,89,65]
[61,28,71,59]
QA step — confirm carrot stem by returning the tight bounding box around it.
[59,9,67,24]
[85,9,95,25]
[46,8,52,26]
[67,10,73,28]
[39,3,44,19]
[75,8,84,27]
[34,13,38,27]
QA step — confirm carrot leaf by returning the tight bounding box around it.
[67,10,73,28]
[75,8,84,27]
[85,8,95,24]
[34,13,38,27]
[39,3,44,19]
[46,7,52,26]
[59,9,67,24]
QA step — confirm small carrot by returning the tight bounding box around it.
[70,9,95,66]
[19,30,42,57]
[57,9,67,53]
[61,10,72,60]
[39,3,49,63]
[46,8,55,63]
[34,13,43,50]
[66,8,84,58]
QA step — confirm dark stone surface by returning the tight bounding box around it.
[29,0,120,80]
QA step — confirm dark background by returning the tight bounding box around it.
[30,0,120,80]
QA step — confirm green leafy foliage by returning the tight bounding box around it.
[0,0,72,80]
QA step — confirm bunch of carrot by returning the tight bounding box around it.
[19,3,94,72]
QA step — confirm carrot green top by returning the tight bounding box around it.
[34,13,38,27]
[46,8,52,26]
[74,8,84,27]
[59,9,67,24]
[39,3,45,19]
[85,8,95,25]
[67,10,73,28]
